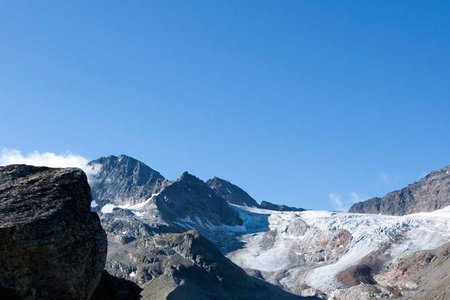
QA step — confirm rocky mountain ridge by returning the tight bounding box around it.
[89,154,450,299]
[260,200,305,212]
[349,165,450,215]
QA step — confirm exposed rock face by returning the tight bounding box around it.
[260,200,305,212]
[375,242,450,299]
[207,176,259,207]
[107,231,316,300]
[0,165,107,300]
[89,154,167,206]
[349,165,450,215]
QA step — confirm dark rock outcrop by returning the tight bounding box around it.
[207,177,259,207]
[0,165,107,300]
[260,200,305,212]
[89,155,167,206]
[91,271,142,300]
[349,165,450,215]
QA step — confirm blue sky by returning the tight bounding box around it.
[1,1,449,210]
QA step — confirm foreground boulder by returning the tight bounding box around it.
[0,165,107,300]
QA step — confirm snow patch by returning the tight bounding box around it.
[101,203,117,213]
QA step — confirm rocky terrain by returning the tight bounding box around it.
[109,230,315,299]
[0,165,107,300]
[349,165,450,215]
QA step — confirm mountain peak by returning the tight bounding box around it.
[207,177,259,207]
[89,155,165,206]
[178,171,204,185]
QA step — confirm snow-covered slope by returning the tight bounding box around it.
[227,205,450,296]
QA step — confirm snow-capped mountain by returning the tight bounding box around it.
[89,155,242,231]
[88,155,311,299]
[87,154,450,299]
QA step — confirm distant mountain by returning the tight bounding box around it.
[89,155,242,230]
[349,165,450,215]
[260,200,305,212]
[207,176,259,207]
[89,155,166,206]
[89,155,249,288]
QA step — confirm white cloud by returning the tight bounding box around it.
[380,171,401,185]
[0,148,100,183]
[329,193,345,211]
[329,192,367,212]
[349,192,364,204]
[380,172,391,184]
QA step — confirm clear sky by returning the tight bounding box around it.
[1,1,450,210]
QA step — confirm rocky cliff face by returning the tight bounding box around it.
[207,177,259,207]
[89,155,167,206]
[349,165,450,215]
[0,165,107,300]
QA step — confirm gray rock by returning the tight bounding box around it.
[349,165,450,215]
[207,177,259,207]
[0,165,107,300]
[374,242,450,299]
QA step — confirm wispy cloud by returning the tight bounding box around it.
[329,191,367,211]
[380,172,391,184]
[329,193,345,211]
[379,171,401,184]
[0,148,100,183]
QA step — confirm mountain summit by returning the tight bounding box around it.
[88,155,166,206]
[207,176,259,207]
